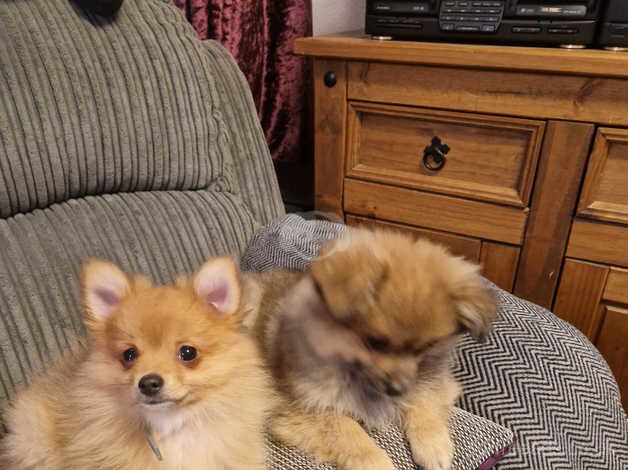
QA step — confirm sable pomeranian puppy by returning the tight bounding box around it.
[243,228,496,470]
[2,257,273,470]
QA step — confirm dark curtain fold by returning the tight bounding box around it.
[173,0,312,164]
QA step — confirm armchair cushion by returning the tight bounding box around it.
[242,214,628,470]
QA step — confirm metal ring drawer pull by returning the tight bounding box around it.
[423,136,450,172]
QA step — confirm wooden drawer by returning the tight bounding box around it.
[343,178,528,245]
[578,128,628,225]
[566,219,628,268]
[346,215,520,291]
[346,215,482,261]
[346,103,544,207]
[347,62,628,127]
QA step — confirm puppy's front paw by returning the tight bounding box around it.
[344,447,396,470]
[409,430,453,470]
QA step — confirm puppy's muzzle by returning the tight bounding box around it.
[138,373,164,397]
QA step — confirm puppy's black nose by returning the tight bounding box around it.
[138,374,164,397]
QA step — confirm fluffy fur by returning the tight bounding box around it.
[243,228,496,470]
[2,258,274,470]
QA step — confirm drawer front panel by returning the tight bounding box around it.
[343,178,527,244]
[346,216,519,291]
[348,62,628,127]
[347,102,544,207]
[567,219,628,268]
[578,128,628,224]
[346,215,482,261]
[604,267,628,305]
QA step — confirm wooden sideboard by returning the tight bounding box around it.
[295,34,628,409]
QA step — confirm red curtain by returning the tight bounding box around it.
[172,0,312,163]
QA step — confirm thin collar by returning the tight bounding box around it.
[144,426,163,462]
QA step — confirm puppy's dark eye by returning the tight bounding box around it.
[178,345,198,362]
[413,339,439,355]
[122,347,138,364]
[364,336,390,352]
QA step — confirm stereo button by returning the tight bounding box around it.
[481,24,496,32]
[441,23,455,31]
[548,27,578,34]
[610,24,628,37]
[512,26,541,33]
[456,24,481,31]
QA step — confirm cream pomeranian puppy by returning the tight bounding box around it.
[2,257,273,470]
[243,228,496,470]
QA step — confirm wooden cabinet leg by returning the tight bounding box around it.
[313,59,347,221]
[514,121,594,308]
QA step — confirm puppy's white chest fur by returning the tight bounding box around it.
[145,410,230,470]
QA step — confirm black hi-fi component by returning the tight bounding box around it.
[365,1,602,48]
[598,1,628,51]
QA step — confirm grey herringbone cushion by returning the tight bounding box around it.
[242,214,628,470]
[453,294,628,469]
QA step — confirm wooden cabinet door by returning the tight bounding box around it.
[597,305,628,410]
[554,260,628,410]
[553,259,608,339]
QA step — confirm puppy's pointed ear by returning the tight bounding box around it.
[82,259,131,322]
[452,274,496,342]
[193,257,241,316]
[311,235,388,320]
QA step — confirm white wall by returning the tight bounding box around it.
[312,0,366,36]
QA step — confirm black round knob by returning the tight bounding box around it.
[423,136,450,172]
[324,71,337,88]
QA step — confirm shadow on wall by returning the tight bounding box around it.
[280,0,366,211]
[312,0,366,35]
